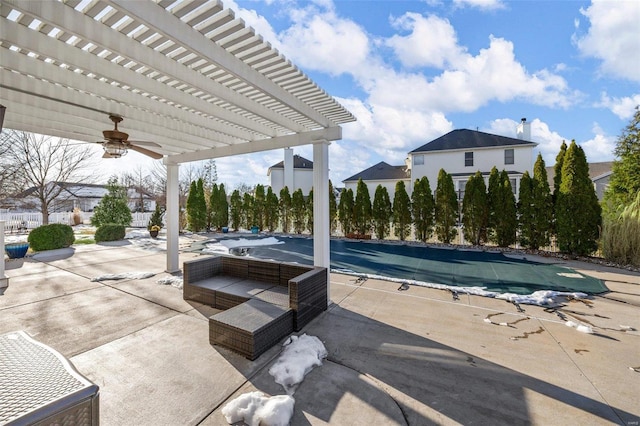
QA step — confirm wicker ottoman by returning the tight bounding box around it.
[0,331,99,425]
[209,299,294,360]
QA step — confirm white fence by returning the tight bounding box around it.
[0,211,153,232]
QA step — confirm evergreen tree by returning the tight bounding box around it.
[306,188,314,234]
[372,185,392,240]
[329,180,338,235]
[434,169,458,243]
[604,106,640,211]
[518,171,535,248]
[338,188,355,235]
[392,180,412,241]
[208,183,219,230]
[217,183,229,228]
[279,186,292,233]
[555,141,602,255]
[229,189,242,231]
[517,171,535,247]
[530,154,553,249]
[91,177,132,226]
[264,187,279,232]
[291,188,306,234]
[242,192,254,229]
[412,177,434,242]
[186,179,207,232]
[553,141,567,211]
[486,166,501,242]
[354,179,372,235]
[253,184,266,230]
[494,170,517,247]
[462,171,488,245]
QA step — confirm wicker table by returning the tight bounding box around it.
[209,299,294,360]
[0,331,99,425]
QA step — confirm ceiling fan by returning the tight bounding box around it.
[98,114,163,159]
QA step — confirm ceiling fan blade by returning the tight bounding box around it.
[128,144,163,159]
[126,140,162,147]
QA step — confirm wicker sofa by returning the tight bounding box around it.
[183,255,328,359]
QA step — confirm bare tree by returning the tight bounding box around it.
[121,165,155,212]
[4,131,96,224]
[0,131,26,201]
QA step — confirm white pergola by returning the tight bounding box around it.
[0,0,354,283]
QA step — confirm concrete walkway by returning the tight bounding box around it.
[1,241,638,425]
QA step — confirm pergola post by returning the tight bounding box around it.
[0,221,8,291]
[166,162,180,273]
[313,140,330,304]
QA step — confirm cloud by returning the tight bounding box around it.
[574,0,640,82]
[453,0,506,11]
[598,93,640,120]
[386,13,464,69]
[580,123,616,162]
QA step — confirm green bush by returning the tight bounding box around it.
[28,224,75,251]
[95,224,126,242]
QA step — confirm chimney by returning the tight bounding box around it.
[516,117,531,141]
[284,148,294,190]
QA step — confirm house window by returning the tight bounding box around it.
[510,178,517,195]
[414,155,424,166]
[505,149,514,165]
[465,152,473,167]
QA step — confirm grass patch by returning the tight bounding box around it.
[73,238,96,245]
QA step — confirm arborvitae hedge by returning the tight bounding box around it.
[229,189,242,231]
[392,180,412,241]
[354,179,372,235]
[462,171,487,246]
[494,170,517,247]
[531,154,552,249]
[279,186,292,233]
[338,188,354,235]
[412,176,434,242]
[372,185,392,240]
[434,169,458,243]
[291,188,306,234]
[265,187,279,232]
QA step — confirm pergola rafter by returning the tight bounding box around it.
[0,0,354,281]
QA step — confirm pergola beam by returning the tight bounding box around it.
[166,127,342,164]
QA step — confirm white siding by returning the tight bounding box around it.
[270,169,313,195]
[410,145,534,194]
[344,179,411,202]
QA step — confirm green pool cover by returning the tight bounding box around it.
[216,236,608,295]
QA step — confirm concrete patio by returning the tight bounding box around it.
[1,240,638,425]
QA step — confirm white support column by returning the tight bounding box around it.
[284,148,294,191]
[0,221,8,291]
[166,162,181,273]
[313,141,330,303]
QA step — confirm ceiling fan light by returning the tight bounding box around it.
[103,142,128,158]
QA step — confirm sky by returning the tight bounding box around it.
[99,0,640,190]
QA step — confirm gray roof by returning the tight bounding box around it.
[545,161,613,189]
[343,162,409,183]
[269,155,314,170]
[411,129,537,153]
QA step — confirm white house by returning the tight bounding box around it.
[344,119,538,200]
[268,149,314,195]
[3,182,156,212]
[409,122,537,198]
[343,161,411,201]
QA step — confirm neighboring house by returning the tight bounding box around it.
[345,119,537,200]
[268,150,314,195]
[343,161,411,201]
[546,161,613,201]
[3,182,156,212]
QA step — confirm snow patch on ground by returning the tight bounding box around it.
[222,334,327,425]
[202,237,284,254]
[156,276,183,289]
[91,272,155,282]
[566,320,594,334]
[557,272,585,279]
[221,392,294,426]
[336,269,590,307]
[269,334,328,395]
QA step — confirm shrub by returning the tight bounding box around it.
[28,224,75,251]
[95,224,126,242]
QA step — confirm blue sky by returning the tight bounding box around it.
[110,0,640,190]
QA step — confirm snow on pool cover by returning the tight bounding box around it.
[201,236,608,305]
